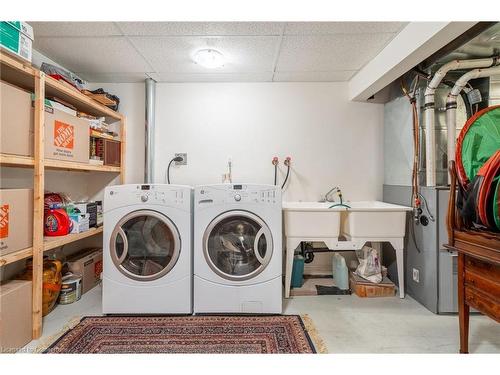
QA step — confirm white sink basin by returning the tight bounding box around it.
[282,200,411,239]
[340,201,412,239]
[283,202,342,238]
[282,200,411,299]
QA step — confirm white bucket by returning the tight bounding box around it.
[58,274,82,305]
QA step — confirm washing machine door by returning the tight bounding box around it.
[110,209,181,281]
[203,210,273,281]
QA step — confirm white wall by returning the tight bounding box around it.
[154,82,384,202]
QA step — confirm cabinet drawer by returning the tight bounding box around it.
[465,269,500,300]
[465,256,500,280]
[465,287,500,323]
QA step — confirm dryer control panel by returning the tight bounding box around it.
[196,184,281,206]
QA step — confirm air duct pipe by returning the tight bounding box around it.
[446,63,500,166]
[423,58,495,186]
[145,78,156,183]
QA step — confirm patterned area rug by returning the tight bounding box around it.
[44,315,320,354]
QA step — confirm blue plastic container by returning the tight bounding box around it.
[291,255,305,288]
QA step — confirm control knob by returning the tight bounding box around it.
[234,194,241,202]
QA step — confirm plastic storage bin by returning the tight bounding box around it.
[291,255,305,288]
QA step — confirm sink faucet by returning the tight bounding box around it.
[322,186,341,202]
[321,186,351,209]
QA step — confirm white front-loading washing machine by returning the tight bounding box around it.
[103,184,192,314]
[194,184,282,314]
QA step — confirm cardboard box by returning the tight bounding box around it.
[0,80,34,157]
[349,272,396,298]
[0,189,33,257]
[72,201,97,227]
[44,107,90,163]
[0,22,33,62]
[68,213,90,234]
[0,279,33,352]
[67,248,102,294]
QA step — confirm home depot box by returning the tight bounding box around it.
[0,189,33,257]
[0,22,33,63]
[0,279,33,352]
[44,107,90,163]
[0,80,34,157]
[67,248,102,294]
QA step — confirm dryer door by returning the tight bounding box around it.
[203,210,273,281]
[110,209,181,281]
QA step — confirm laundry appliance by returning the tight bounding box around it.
[194,184,282,314]
[103,184,192,314]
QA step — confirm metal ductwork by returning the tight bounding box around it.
[145,78,156,183]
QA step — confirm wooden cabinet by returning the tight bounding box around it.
[446,161,500,354]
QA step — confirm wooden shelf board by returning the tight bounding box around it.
[0,52,37,92]
[90,133,121,142]
[0,154,35,167]
[45,159,121,173]
[44,75,122,122]
[43,227,103,252]
[0,247,34,266]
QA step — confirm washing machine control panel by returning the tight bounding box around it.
[197,184,280,206]
[134,186,186,205]
[105,184,190,210]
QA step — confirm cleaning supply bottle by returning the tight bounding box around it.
[44,203,71,236]
[332,253,349,290]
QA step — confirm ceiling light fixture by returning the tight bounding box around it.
[193,49,225,69]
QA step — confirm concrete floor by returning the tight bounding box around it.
[24,284,500,353]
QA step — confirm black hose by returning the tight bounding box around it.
[166,156,183,184]
[274,163,277,186]
[281,165,290,190]
[167,159,174,184]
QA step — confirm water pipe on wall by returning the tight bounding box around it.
[423,58,495,186]
[145,78,157,183]
[445,62,500,165]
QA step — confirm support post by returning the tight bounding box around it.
[32,71,45,338]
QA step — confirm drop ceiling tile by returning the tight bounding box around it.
[130,36,279,73]
[76,72,153,83]
[157,72,273,82]
[30,22,122,37]
[273,70,356,82]
[276,33,396,72]
[34,37,152,73]
[284,22,407,35]
[117,22,284,36]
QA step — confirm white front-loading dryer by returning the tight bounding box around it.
[194,184,282,314]
[103,184,192,314]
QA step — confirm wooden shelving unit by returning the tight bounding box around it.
[0,154,35,167]
[0,52,126,340]
[43,227,104,252]
[45,159,121,173]
[0,247,34,267]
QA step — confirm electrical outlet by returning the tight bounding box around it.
[412,268,420,283]
[175,153,187,165]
